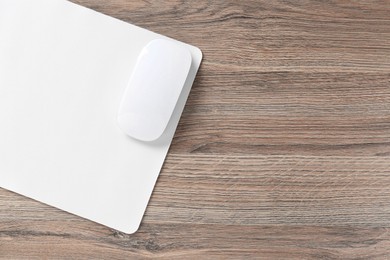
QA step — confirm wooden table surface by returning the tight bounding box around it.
[1,0,390,259]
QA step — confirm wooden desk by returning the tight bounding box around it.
[1,1,389,258]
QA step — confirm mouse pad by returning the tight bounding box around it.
[0,0,202,233]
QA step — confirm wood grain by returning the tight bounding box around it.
[1,0,390,259]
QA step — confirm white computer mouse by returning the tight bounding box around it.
[117,39,192,141]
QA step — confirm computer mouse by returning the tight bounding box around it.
[117,39,192,142]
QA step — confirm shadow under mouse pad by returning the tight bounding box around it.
[0,0,202,234]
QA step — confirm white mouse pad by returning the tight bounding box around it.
[0,0,202,233]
